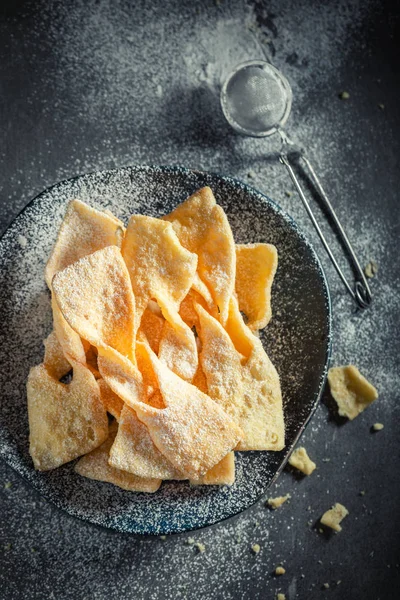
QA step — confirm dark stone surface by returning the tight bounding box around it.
[0,1,399,599]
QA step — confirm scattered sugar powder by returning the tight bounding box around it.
[17,235,27,248]
[1,0,398,599]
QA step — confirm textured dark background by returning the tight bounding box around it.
[0,1,399,599]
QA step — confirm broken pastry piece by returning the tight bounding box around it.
[75,422,161,493]
[328,365,378,420]
[320,503,349,532]
[372,422,384,431]
[267,494,291,509]
[288,447,316,475]
[364,260,378,278]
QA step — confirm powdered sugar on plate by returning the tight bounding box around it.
[0,166,330,534]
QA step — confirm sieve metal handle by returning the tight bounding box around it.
[279,152,372,309]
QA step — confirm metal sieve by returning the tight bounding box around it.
[221,60,371,309]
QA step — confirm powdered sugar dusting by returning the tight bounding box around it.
[1,0,398,597]
[17,234,27,248]
[0,166,330,535]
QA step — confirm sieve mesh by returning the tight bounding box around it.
[221,61,292,137]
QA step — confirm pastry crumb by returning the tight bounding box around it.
[320,503,349,532]
[323,583,330,589]
[160,535,166,541]
[288,447,316,475]
[277,594,286,600]
[251,543,261,554]
[339,91,350,100]
[327,365,378,420]
[372,423,384,431]
[364,260,378,278]
[285,190,292,197]
[4,482,12,489]
[187,537,195,545]
[194,542,205,553]
[359,490,366,496]
[337,580,342,585]
[247,169,256,178]
[378,103,385,110]
[267,494,291,509]
[275,566,286,576]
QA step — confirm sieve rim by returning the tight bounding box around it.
[220,59,293,138]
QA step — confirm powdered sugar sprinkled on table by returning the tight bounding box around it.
[1,0,399,598]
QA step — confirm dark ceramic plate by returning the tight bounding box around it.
[0,166,331,535]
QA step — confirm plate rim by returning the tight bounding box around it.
[0,164,332,534]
